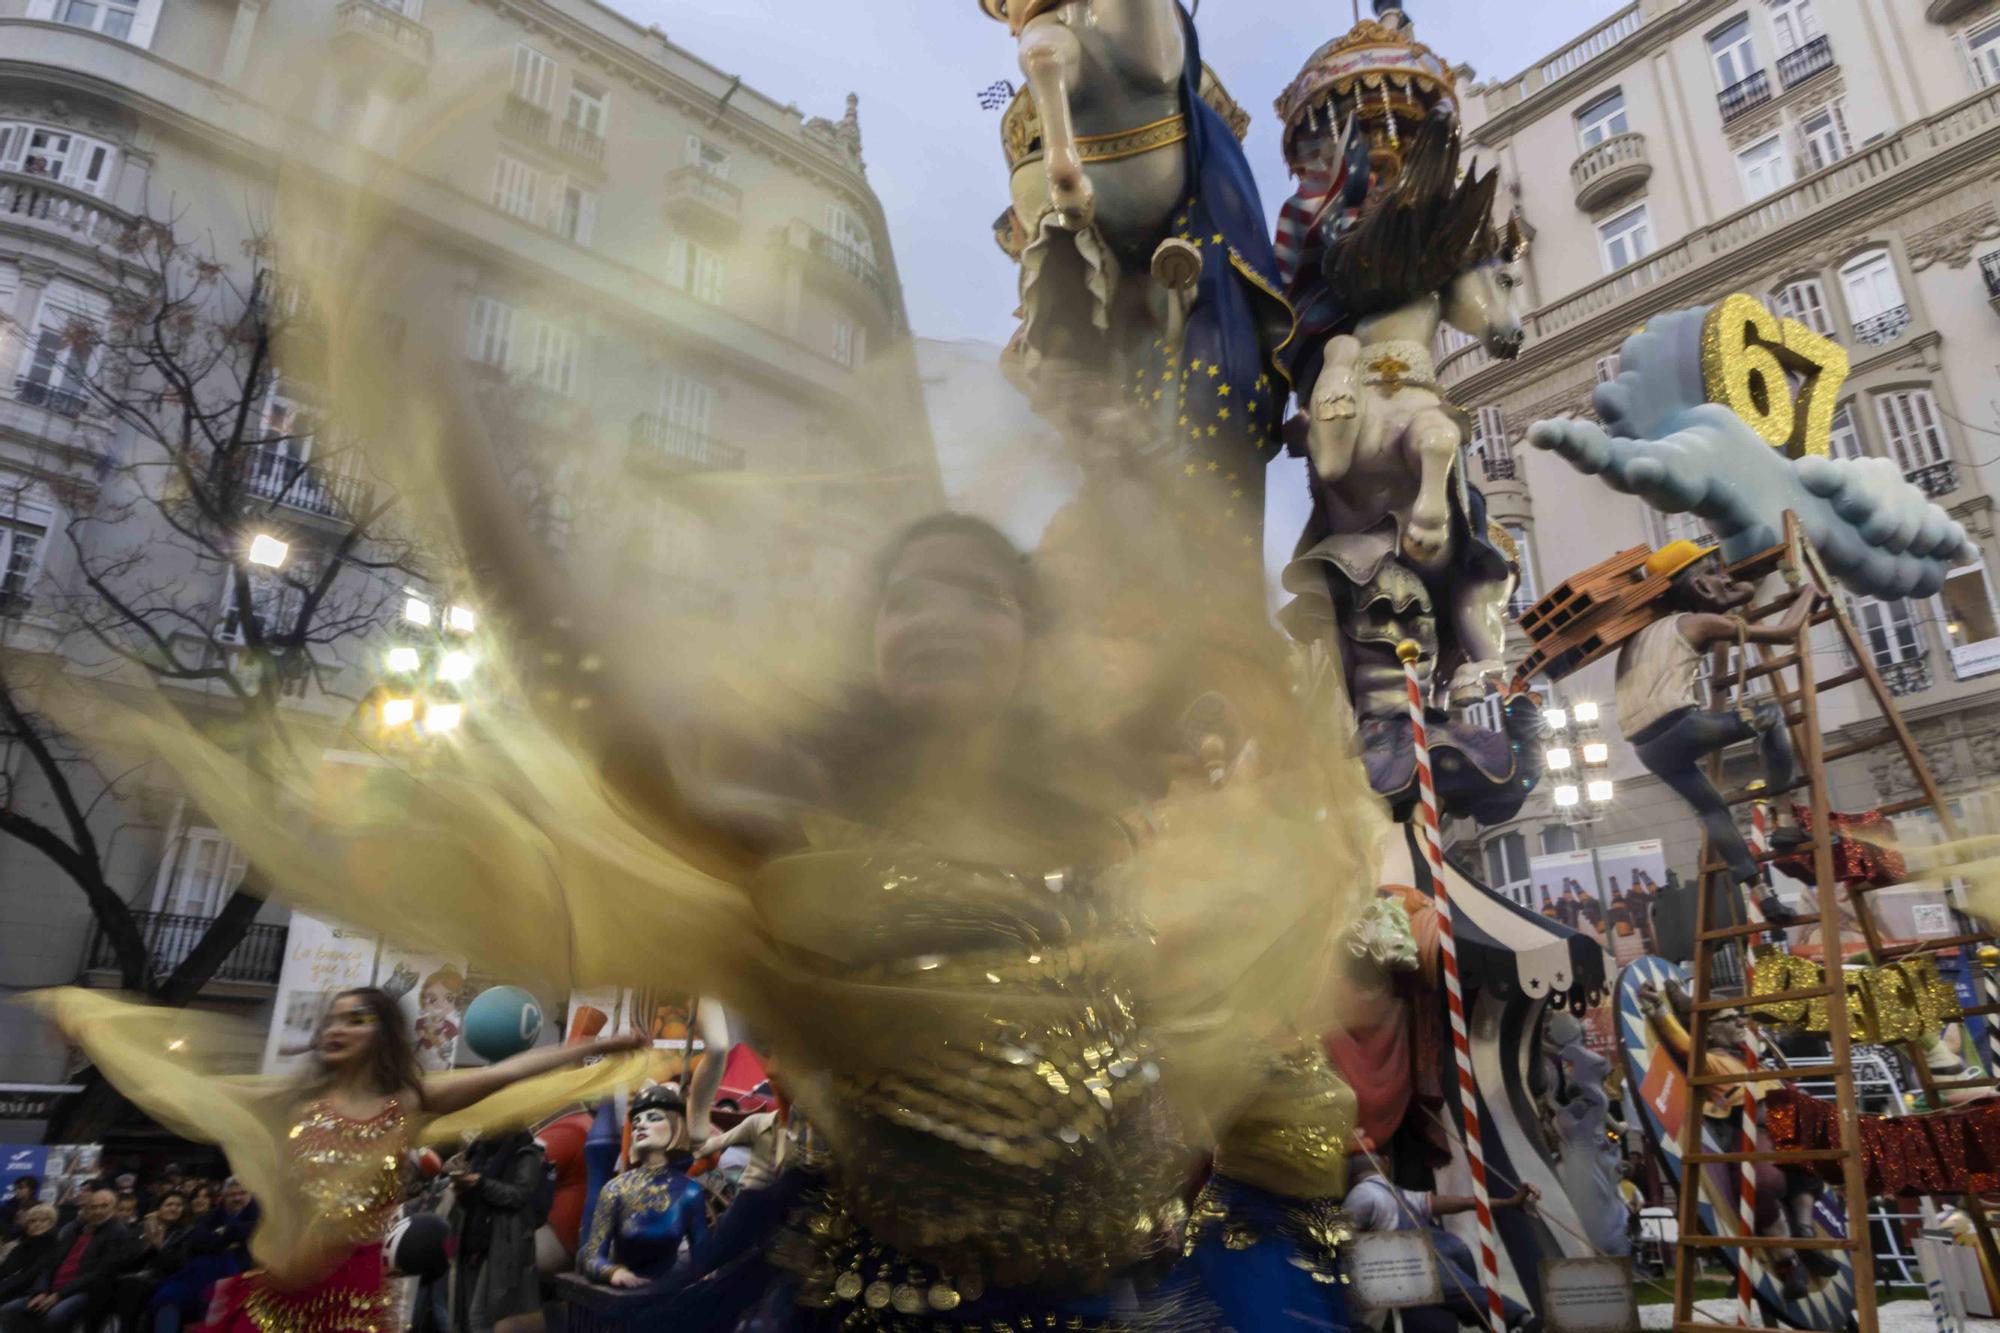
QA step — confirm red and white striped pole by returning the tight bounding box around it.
[1398,641,1507,1333]
[1737,806,1771,1328]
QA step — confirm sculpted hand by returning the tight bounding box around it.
[1527,307,1972,599]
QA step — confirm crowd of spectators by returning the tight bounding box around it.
[0,1169,258,1333]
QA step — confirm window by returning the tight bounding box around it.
[1967,22,2000,90]
[1772,278,1832,337]
[490,154,544,222]
[0,481,52,615]
[648,373,717,464]
[1875,389,1950,474]
[1595,353,1622,384]
[511,45,557,109]
[566,82,608,137]
[553,181,597,245]
[1465,692,1505,734]
[1575,90,1629,149]
[1473,405,1505,444]
[522,320,577,396]
[666,237,725,304]
[1710,17,1758,88]
[1737,135,1793,200]
[466,297,515,369]
[1840,250,1907,343]
[1598,204,1652,272]
[28,0,158,46]
[18,282,107,416]
[831,317,865,369]
[217,566,302,645]
[825,204,876,262]
[0,122,116,195]
[1541,825,1580,856]
[1768,0,1820,55]
[1850,595,1924,668]
[1800,104,1850,172]
[1939,559,2000,679]
[685,136,731,180]
[1827,401,1863,459]
[152,827,246,923]
[1485,832,1530,891]
[1504,520,1537,616]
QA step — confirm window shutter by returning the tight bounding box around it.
[126,0,162,49]
[685,133,703,167]
[0,125,21,173]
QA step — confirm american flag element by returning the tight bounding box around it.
[1274,112,1363,291]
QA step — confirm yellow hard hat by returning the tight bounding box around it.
[1645,539,1717,581]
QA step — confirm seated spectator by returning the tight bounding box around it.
[0,1187,134,1333]
[145,1181,257,1333]
[0,1209,56,1304]
[114,1194,193,1331]
[0,1181,38,1243]
[113,1196,139,1229]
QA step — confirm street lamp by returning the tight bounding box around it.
[1582,740,1611,766]
[1547,746,1574,772]
[1573,700,1601,724]
[1554,784,1581,808]
[1588,778,1616,804]
[248,533,289,569]
[403,595,433,627]
[385,645,421,674]
[1544,707,1569,731]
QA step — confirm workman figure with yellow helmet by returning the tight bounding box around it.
[1613,540,1814,921]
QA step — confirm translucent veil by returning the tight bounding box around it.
[26,11,1391,1289]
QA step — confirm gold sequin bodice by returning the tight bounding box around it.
[287,1098,409,1248]
[754,848,1190,1292]
[1213,1042,1357,1200]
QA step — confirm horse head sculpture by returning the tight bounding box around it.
[1441,220,1530,362]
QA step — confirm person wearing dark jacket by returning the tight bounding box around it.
[0,1208,57,1304]
[0,1187,134,1333]
[0,1181,38,1242]
[145,1181,259,1333]
[447,1133,546,1333]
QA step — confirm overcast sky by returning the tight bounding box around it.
[626,0,1629,345]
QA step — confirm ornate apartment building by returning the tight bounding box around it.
[0,0,938,1117]
[1436,0,2000,901]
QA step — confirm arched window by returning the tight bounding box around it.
[1840,250,1908,345]
[0,121,118,196]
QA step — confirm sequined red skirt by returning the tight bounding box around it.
[199,1243,394,1333]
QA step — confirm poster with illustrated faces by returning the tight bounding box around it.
[374,947,468,1073]
[261,912,379,1076]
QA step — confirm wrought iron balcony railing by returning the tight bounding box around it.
[1718,70,1773,123]
[83,910,289,987]
[242,446,372,519]
[1904,459,1959,499]
[1480,448,1517,482]
[1777,35,1834,90]
[628,414,746,473]
[1853,305,1911,345]
[1880,656,1933,698]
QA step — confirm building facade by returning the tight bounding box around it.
[0,0,938,1118]
[1437,0,2000,904]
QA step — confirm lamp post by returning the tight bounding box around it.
[372,590,478,743]
[1545,698,1615,823]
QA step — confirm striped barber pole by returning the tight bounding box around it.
[1397,642,1506,1332]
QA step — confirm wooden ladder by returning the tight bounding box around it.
[1670,512,2000,1332]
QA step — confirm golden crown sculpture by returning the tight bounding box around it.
[1275,15,1458,182]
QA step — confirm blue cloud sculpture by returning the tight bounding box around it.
[1526,306,1973,600]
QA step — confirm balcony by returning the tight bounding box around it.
[627,413,746,474]
[499,94,550,143]
[1880,656,1933,698]
[0,171,132,253]
[1904,459,1959,499]
[1982,252,2000,314]
[1853,305,1911,346]
[1928,0,1986,21]
[784,219,893,323]
[664,166,742,240]
[330,0,433,93]
[558,121,606,170]
[1777,35,1834,90]
[242,446,372,520]
[13,376,87,418]
[1570,132,1652,211]
[82,911,289,988]
[1951,635,2000,681]
[1718,70,1773,124]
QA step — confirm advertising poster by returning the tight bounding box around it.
[1529,849,1604,945]
[1595,839,1668,966]
[1,1146,48,1194]
[375,947,468,1073]
[261,912,378,1076]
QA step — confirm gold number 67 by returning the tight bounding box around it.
[1700,292,1851,459]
